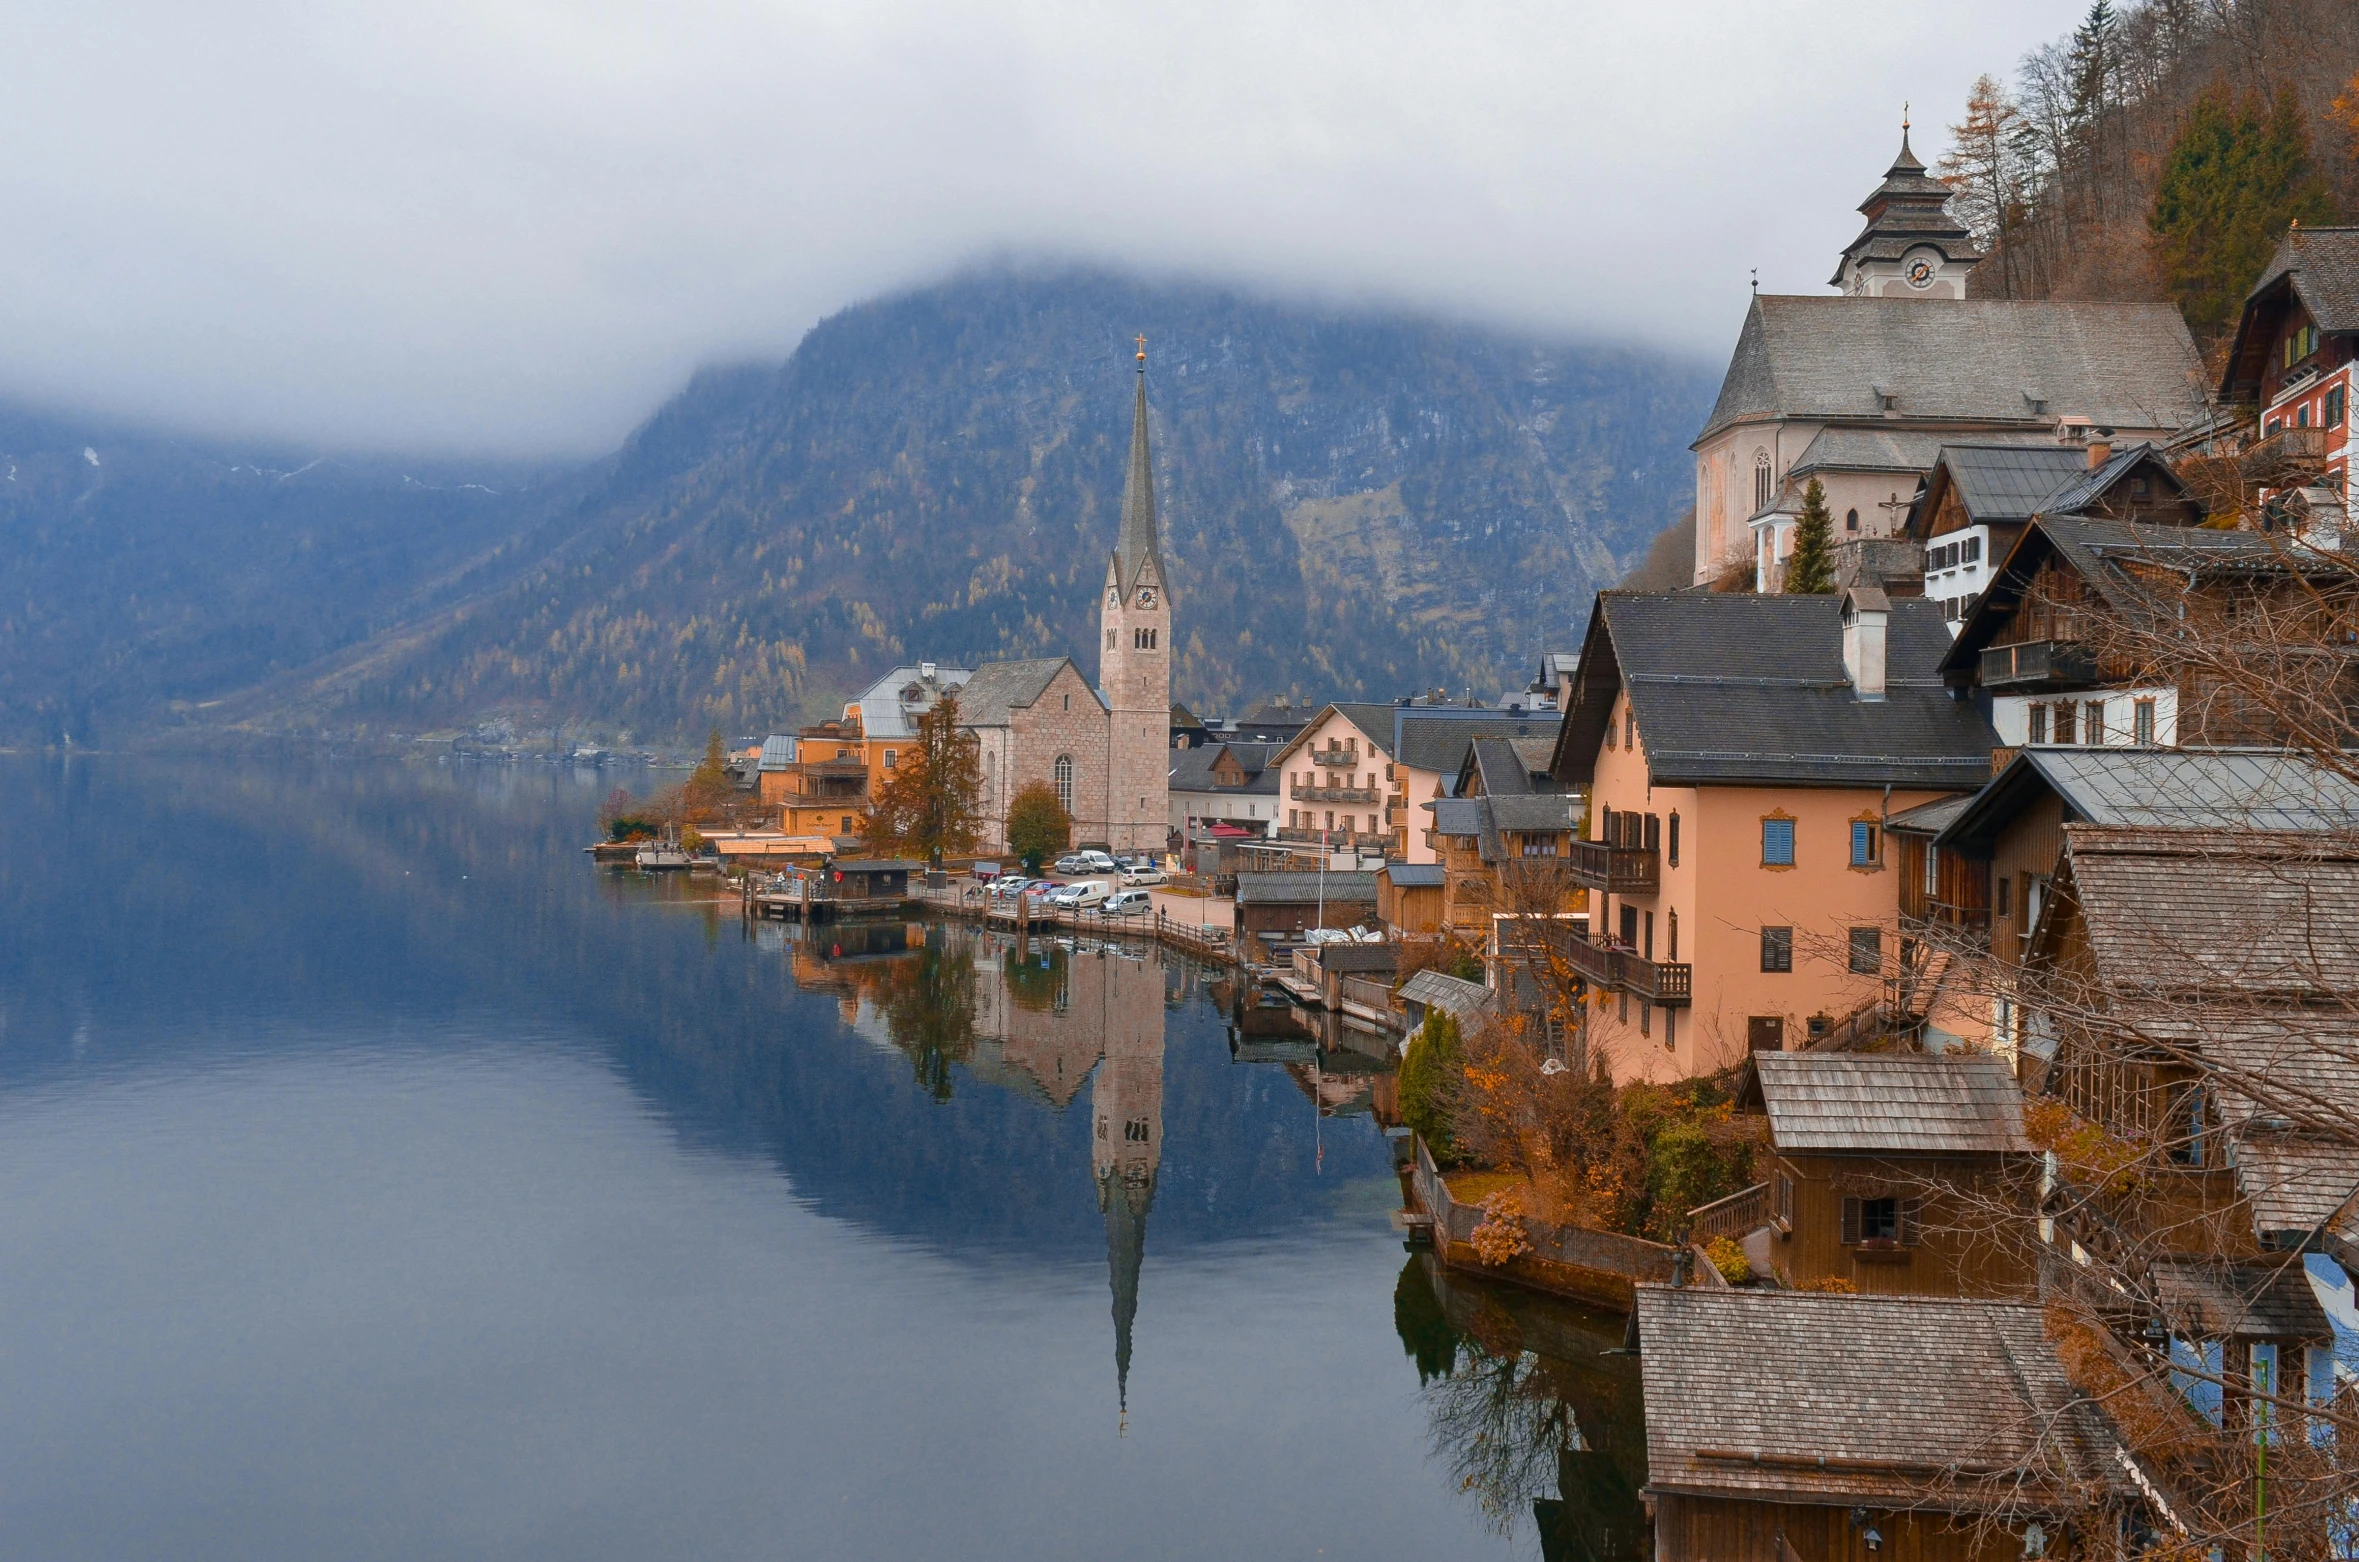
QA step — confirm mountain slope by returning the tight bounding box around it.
[0,405,553,746]
[277,268,1713,739]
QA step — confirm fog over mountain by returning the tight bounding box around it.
[1,268,1713,746]
[0,0,2064,452]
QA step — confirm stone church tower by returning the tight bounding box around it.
[1090,948,1165,1417]
[1098,342,1172,855]
[1831,119,1982,299]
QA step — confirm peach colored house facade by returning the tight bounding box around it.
[1269,703,1394,848]
[1553,591,1995,1083]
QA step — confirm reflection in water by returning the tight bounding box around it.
[790,925,1169,1411]
[1395,1255,1650,1561]
[0,754,1657,1560]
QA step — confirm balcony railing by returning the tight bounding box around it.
[2242,423,2330,477]
[1688,1181,1769,1240]
[1291,784,1379,804]
[1563,936,1691,1007]
[1308,750,1362,768]
[1978,639,2098,690]
[1566,839,1659,895]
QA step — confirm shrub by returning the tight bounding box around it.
[1703,1235,1752,1285]
[1005,780,1071,874]
[1793,1275,1857,1295]
[1468,1188,1532,1266]
[1399,1011,1463,1161]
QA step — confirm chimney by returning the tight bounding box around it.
[1842,586,1889,701]
[2086,428,2115,470]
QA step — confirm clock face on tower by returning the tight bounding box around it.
[1903,257,1937,290]
[1136,587,1157,608]
[1107,587,1121,608]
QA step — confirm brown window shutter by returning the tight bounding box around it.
[1841,1196,1861,1246]
[1644,813,1660,852]
[1900,1199,1921,1247]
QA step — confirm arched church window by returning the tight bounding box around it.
[1753,452,1773,511]
[1846,508,1860,532]
[1054,755,1074,812]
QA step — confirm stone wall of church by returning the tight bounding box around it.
[1007,662,1112,849]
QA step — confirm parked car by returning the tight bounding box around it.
[989,875,1030,898]
[1119,867,1166,887]
[1050,881,1109,909]
[1074,850,1119,873]
[1100,889,1152,917]
[1022,880,1064,901]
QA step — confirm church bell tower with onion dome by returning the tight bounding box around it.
[1098,337,1173,855]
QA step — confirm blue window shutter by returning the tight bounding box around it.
[1763,818,1794,865]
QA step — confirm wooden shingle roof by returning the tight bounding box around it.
[1747,1052,2029,1154]
[1638,1288,2125,1512]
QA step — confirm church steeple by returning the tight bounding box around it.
[1113,338,1163,601]
[1831,115,1982,297]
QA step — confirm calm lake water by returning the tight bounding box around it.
[0,755,1642,1560]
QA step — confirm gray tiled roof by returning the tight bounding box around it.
[1930,442,2094,524]
[1940,750,2359,852]
[2150,1257,2332,1343]
[1380,863,1445,888]
[1428,798,1486,836]
[1698,296,2208,444]
[2060,827,2359,999]
[1398,968,1494,1021]
[1234,871,1379,905]
[1750,1052,2029,1153]
[955,658,1088,727]
[757,735,798,771]
[2032,441,2182,518]
[1557,592,1995,790]
[2229,1132,2359,1244]
[2248,225,2359,333]
[1169,741,1280,795]
[1883,791,1974,835]
[1638,1288,2125,1510]
[844,665,978,740]
[1788,427,1958,477]
[1392,710,1557,774]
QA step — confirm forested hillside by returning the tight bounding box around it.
[0,406,551,747]
[251,269,1711,741]
[1934,0,2357,343]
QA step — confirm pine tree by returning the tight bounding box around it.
[2151,87,2337,336]
[1782,479,1837,595]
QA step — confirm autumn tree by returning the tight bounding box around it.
[1780,479,1836,595]
[863,694,983,865]
[681,728,735,819]
[1939,75,2038,294]
[2150,86,2337,337]
[1004,779,1071,873]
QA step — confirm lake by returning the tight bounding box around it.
[0,755,1642,1560]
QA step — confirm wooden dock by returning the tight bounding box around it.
[909,882,1242,968]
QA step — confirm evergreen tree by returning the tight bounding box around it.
[864,694,983,864]
[1397,1010,1462,1162]
[683,727,734,817]
[2151,87,2337,336]
[1781,479,1837,595]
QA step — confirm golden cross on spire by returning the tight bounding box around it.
[1135,333,1147,364]
[1902,101,1911,130]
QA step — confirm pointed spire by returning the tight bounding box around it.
[1114,340,1162,598]
[1101,1166,1153,1413]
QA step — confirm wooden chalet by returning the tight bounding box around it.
[1231,871,1378,942]
[2022,823,2355,1396]
[1712,1051,2036,1297]
[1638,1287,2135,1562]
[1374,861,1443,936]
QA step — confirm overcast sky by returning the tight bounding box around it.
[0,0,2068,456]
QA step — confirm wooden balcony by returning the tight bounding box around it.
[1689,1181,1769,1240]
[1308,750,1362,768]
[1566,838,1659,894]
[1291,784,1379,804]
[1978,639,2098,690]
[2242,423,2330,477]
[1563,935,1691,1007]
